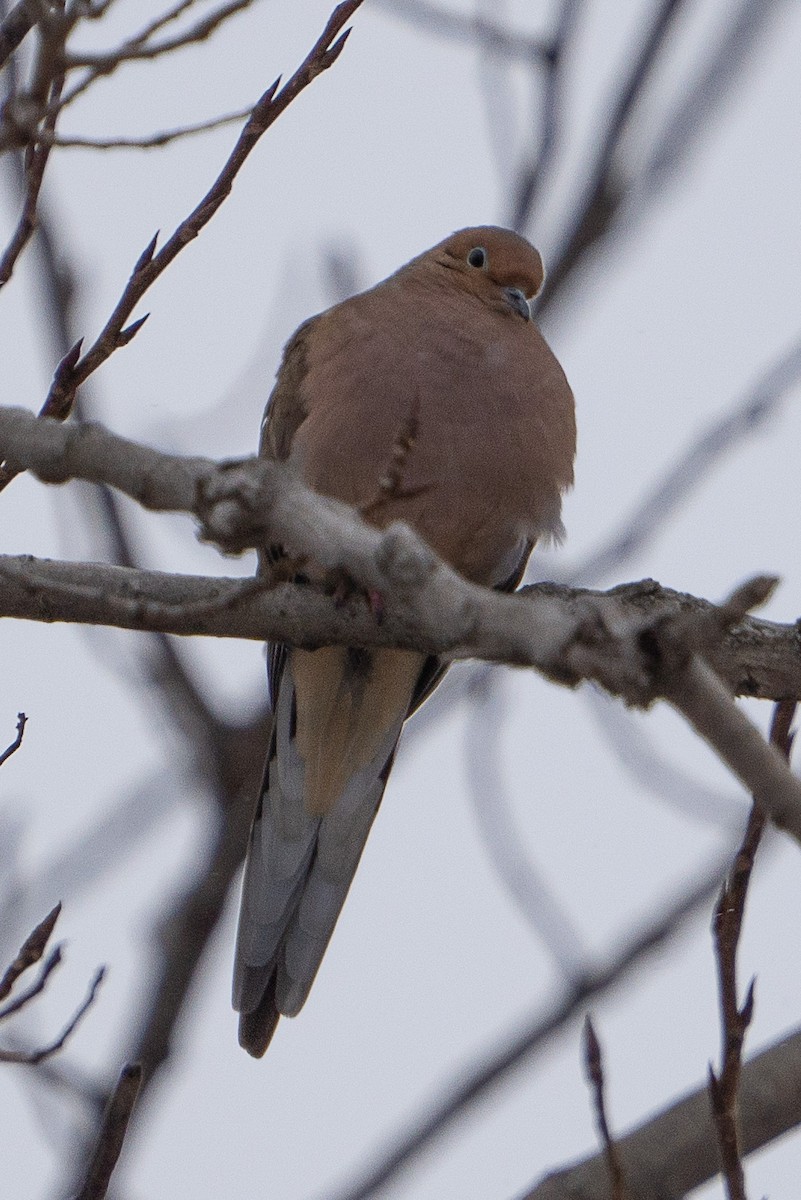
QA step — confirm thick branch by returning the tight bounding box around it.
[527,1025,801,1200]
[3,405,801,848]
[1,557,799,699]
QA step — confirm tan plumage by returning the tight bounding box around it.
[233,226,576,1055]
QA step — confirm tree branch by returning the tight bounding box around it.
[3,404,801,846]
[73,1063,142,1200]
[526,1024,801,1200]
[709,700,795,1199]
[538,0,689,314]
[0,0,36,68]
[0,711,27,767]
[41,0,364,416]
[24,104,253,149]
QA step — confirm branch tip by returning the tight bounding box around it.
[0,710,28,767]
[262,75,281,104]
[135,231,159,271]
[325,27,352,65]
[117,313,150,346]
[56,336,83,377]
[722,574,780,622]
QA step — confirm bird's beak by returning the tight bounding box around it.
[503,287,531,321]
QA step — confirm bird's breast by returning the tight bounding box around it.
[290,295,572,583]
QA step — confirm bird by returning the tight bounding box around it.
[232,226,576,1056]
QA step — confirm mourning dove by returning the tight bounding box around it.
[233,226,576,1056]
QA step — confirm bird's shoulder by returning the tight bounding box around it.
[259,314,321,462]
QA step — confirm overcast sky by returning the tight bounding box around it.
[2,2,801,1198]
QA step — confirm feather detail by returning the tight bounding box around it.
[233,647,423,1053]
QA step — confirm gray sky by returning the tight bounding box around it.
[2,2,801,1197]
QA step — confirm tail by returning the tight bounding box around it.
[233,644,423,1057]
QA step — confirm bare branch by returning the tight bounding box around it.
[509,0,583,232]
[663,656,801,844]
[42,0,364,416]
[583,1017,627,1200]
[0,902,60,1002]
[55,1,259,110]
[0,15,67,288]
[0,711,27,767]
[102,0,202,49]
[538,0,689,313]
[0,0,37,67]
[66,0,257,68]
[535,1,785,316]
[74,1062,142,1200]
[640,1,786,197]
[27,103,253,149]
[127,781,253,1082]
[0,555,798,701]
[4,404,801,846]
[527,1024,801,1199]
[0,966,104,1064]
[0,945,62,1020]
[709,700,796,1199]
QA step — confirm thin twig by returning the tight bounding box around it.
[0,903,60,1002]
[538,0,688,314]
[74,1062,143,1200]
[0,711,27,767]
[639,1,785,196]
[709,699,796,1200]
[115,0,201,48]
[0,37,66,287]
[62,783,257,1193]
[509,0,582,233]
[66,0,257,66]
[42,0,364,418]
[26,103,252,149]
[0,966,105,1064]
[58,0,259,109]
[526,1024,801,1199]
[0,945,62,1019]
[583,1016,627,1200]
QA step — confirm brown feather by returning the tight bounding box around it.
[275,225,574,584]
[291,646,423,816]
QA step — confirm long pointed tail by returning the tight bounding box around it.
[233,645,423,1056]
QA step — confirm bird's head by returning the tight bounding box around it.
[431,226,545,322]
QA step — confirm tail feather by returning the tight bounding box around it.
[233,645,423,1056]
[278,764,392,1016]
[238,972,280,1059]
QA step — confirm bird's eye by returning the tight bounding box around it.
[467,246,487,268]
